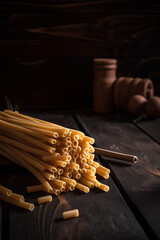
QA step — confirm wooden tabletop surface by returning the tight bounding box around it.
[0,110,159,240]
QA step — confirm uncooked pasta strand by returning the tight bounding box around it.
[0,143,53,193]
[0,118,55,144]
[0,135,54,155]
[0,118,55,152]
[2,110,39,123]
[27,185,45,193]
[76,182,90,193]
[0,193,34,211]
[10,193,24,202]
[78,177,94,189]
[0,185,12,196]
[41,170,54,180]
[96,183,109,192]
[97,165,110,174]
[9,148,46,172]
[0,116,62,132]
[4,110,68,129]
[37,195,52,204]
[62,209,79,219]
[42,154,71,162]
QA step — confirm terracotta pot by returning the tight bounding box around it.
[127,95,147,117]
[137,78,154,99]
[118,77,134,111]
[146,88,154,99]
[128,78,142,99]
[145,96,160,119]
[114,77,154,112]
[93,58,117,113]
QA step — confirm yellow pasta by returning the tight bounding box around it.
[82,173,96,184]
[0,143,53,193]
[90,160,99,168]
[88,166,96,174]
[0,123,54,153]
[78,177,95,189]
[72,172,81,180]
[0,185,12,196]
[76,182,90,193]
[57,168,63,175]
[65,183,75,191]
[42,154,71,162]
[50,160,66,168]
[94,180,101,187]
[0,109,110,209]
[69,163,79,170]
[1,110,39,123]
[4,110,64,128]
[0,193,34,211]
[60,177,76,186]
[27,185,45,193]
[62,209,79,219]
[0,118,55,144]
[41,171,55,180]
[62,171,72,178]
[37,195,52,204]
[51,187,61,195]
[11,148,46,172]
[50,179,66,188]
[0,135,54,156]
[97,165,110,174]
[10,193,24,202]
[96,183,110,192]
[83,136,95,144]
[96,168,109,179]
[25,126,59,138]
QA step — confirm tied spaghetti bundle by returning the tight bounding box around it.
[0,110,110,200]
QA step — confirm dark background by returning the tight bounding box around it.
[0,0,160,109]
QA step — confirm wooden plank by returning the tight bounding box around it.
[7,170,148,240]
[0,11,160,57]
[0,111,148,240]
[77,113,160,239]
[135,118,160,144]
[0,1,160,14]
[0,171,17,240]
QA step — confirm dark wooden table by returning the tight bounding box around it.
[0,110,159,240]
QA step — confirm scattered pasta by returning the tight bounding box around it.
[62,209,79,219]
[0,185,34,211]
[37,195,52,204]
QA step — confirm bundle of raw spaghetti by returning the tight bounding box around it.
[0,110,110,198]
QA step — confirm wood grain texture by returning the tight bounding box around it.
[0,1,160,57]
[135,118,160,144]
[7,172,148,240]
[0,0,160,14]
[0,111,148,240]
[77,113,160,239]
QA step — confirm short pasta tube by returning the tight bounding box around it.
[62,209,79,219]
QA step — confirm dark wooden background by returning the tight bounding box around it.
[0,0,160,109]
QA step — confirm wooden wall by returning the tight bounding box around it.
[0,0,160,109]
